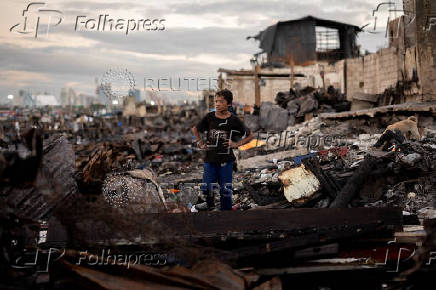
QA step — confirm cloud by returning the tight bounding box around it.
[0,0,393,97]
[0,70,52,87]
[64,26,259,55]
[0,33,99,49]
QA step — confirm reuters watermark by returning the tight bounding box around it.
[144,77,218,92]
[100,68,136,103]
[99,68,219,103]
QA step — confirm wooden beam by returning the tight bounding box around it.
[254,64,261,107]
[45,208,403,246]
[217,68,304,78]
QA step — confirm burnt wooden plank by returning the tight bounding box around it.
[46,208,403,246]
[156,208,402,236]
[303,158,341,198]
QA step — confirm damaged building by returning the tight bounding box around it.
[218,15,361,108]
[249,15,361,65]
[219,0,436,109]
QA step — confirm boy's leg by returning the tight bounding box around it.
[201,162,218,208]
[217,161,233,211]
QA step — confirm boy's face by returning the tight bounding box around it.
[215,95,229,112]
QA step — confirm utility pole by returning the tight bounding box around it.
[218,73,223,90]
[289,57,295,89]
[254,64,261,107]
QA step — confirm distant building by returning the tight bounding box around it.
[129,89,141,102]
[96,84,110,105]
[77,93,97,107]
[60,88,68,106]
[34,94,60,106]
[59,88,78,107]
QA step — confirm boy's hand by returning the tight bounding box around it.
[197,140,207,150]
[224,140,239,149]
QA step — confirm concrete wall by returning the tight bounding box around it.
[346,57,364,101]
[223,76,255,106]
[224,45,406,106]
[378,47,401,93]
[363,53,378,95]
[223,73,292,106]
[224,63,345,106]
[334,60,346,94]
[294,62,342,90]
[388,17,405,51]
[260,77,292,104]
[345,47,400,100]
[415,0,436,101]
[403,0,418,48]
[222,74,291,106]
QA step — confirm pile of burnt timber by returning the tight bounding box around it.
[245,85,351,132]
[0,132,77,220]
[230,108,436,212]
[44,208,402,247]
[42,208,403,278]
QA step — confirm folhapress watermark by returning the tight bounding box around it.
[10,2,166,39]
[12,247,65,272]
[11,247,167,272]
[10,2,63,39]
[374,238,436,273]
[256,132,349,151]
[77,249,167,269]
[369,1,436,39]
[425,16,436,31]
[368,1,415,39]
[75,15,165,35]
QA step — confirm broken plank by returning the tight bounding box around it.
[45,208,403,246]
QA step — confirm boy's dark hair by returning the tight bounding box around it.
[216,89,233,105]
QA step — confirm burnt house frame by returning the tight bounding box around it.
[249,16,362,66]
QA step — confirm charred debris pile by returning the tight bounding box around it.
[0,102,435,289]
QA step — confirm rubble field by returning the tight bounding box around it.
[0,100,435,289]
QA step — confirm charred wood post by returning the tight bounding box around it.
[329,155,389,208]
[303,158,340,199]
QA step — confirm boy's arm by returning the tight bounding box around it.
[227,117,254,148]
[228,131,254,148]
[192,125,207,149]
[191,126,201,142]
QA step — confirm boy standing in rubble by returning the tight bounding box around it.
[192,89,254,211]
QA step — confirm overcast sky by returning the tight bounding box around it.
[0,0,404,101]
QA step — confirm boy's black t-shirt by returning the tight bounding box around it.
[196,112,250,163]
